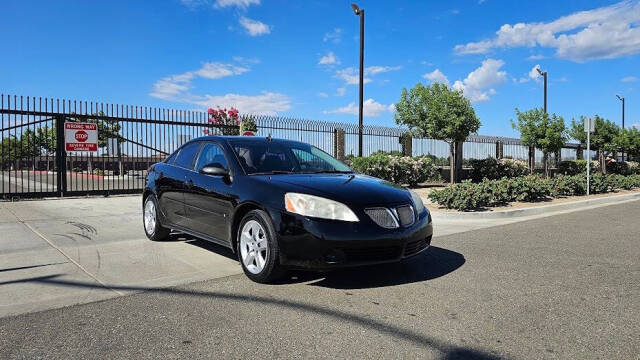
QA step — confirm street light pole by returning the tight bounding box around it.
[352,3,364,157]
[537,67,548,113]
[617,94,625,161]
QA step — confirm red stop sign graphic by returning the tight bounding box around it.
[75,130,89,142]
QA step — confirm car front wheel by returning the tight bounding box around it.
[237,209,284,283]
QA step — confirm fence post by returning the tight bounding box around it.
[55,115,67,197]
[401,134,412,157]
[528,146,535,174]
[495,141,503,159]
[333,129,345,161]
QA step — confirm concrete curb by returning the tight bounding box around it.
[429,192,640,220]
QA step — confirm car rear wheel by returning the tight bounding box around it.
[237,210,284,283]
[143,195,170,241]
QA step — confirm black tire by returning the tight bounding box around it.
[143,195,170,241]
[236,209,285,283]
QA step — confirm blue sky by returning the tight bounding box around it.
[1,0,639,137]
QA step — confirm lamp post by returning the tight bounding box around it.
[617,94,625,161]
[351,3,364,157]
[536,67,548,113]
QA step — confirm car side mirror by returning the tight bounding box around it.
[200,163,229,177]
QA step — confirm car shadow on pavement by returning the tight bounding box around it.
[184,238,237,261]
[283,246,465,289]
[2,273,500,360]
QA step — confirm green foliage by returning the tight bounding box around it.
[511,108,567,153]
[351,154,440,187]
[589,174,610,194]
[552,174,587,196]
[428,181,486,211]
[68,111,121,148]
[615,127,640,159]
[508,175,553,202]
[239,115,258,133]
[468,158,529,182]
[394,83,480,142]
[569,115,620,152]
[557,160,600,176]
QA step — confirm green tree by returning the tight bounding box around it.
[616,127,640,160]
[511,108,567,177]
[569,115,620,173]
[394,82,480,183]
[68,111,121,149]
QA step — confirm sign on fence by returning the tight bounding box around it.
[65,122,98,152]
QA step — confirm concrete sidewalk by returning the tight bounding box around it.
[0,196,240,318]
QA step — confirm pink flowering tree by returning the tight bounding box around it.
[203,107,240,136]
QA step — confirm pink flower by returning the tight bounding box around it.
[203,129,210,135]
[207,108,214,115]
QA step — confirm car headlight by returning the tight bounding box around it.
[284,193,359,222]
[409,190,425,214]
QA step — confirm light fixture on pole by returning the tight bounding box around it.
[351,3,364,157]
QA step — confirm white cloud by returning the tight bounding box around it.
[528,64,541,82]
[150,60,290,115]
[239,16,270,36]
[325,98,395,117]
[622,76,638,82]
[334,68,372,85]
[451,59,507,103]
[318,51,340,66]
[336,87,346,96]
[526,54,546,60]
[364,65,402,75]
[323,28,343,43]
[194,92,290,115]
[454,1,640,62]
[423,69,450,85]
[150,61,249,100]
[317,92,329,98]
[214,0,260,8]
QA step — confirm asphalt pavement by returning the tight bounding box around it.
[1,199,638,359]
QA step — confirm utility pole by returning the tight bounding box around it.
[617,94,625,161]
[537,67,548,113]
[351,3,364,157]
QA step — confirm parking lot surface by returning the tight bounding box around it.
[1,198,638,359]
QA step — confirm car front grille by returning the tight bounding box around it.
[364,208,398,228]
[341,246,402,262]
[396,205,415,226]
[366,204,414,228]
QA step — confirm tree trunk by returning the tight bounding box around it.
[449,142,455,184]
[599,150,606,175]
[455,141,463,183]
[543,152,549,178]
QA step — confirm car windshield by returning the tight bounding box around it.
[229,140,352,175]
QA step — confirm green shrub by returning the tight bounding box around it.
[552,174,587,196]
[558,160,599,176]
[428,181,487,211]
[627,161,639,174]
[608,174,640,190]
[480,177,514,206]
[469,158,529,182]
[606,161,639,175]
[351,154,440,187]
[589,174,610,194]
[509,175,553,202]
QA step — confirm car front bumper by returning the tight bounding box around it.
[270,208,433,270]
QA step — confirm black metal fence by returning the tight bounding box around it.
[1,94,585,199]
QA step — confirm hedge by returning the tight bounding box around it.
[350,154,441,187]
[429,174,640,211]
[468,158,529,182]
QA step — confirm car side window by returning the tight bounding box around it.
[174,142,201,170]
[195,142,228,172]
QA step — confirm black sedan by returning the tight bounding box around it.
[143,136,433,283]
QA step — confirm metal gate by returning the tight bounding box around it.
[1,94,222,200]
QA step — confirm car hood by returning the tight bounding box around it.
[254,173,412,207]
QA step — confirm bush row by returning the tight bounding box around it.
[429,174,640,211]
[468,158,529,182]
[558,160,640,176]
[350,154,441,187]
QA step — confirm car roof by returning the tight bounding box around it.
[191,136,308,147]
